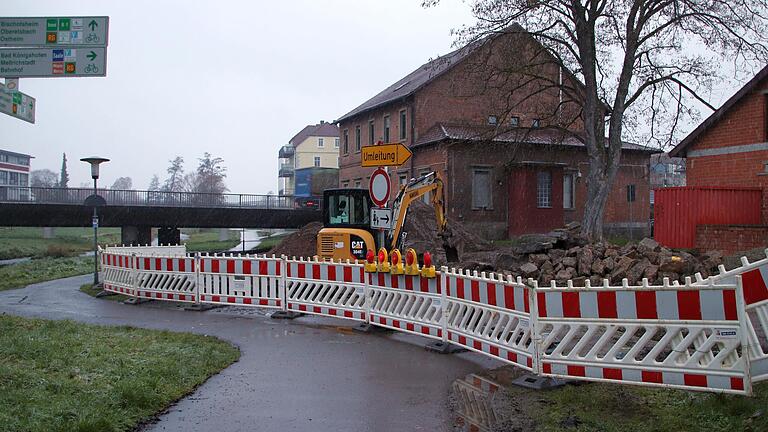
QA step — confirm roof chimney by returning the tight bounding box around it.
[320,120,325,124]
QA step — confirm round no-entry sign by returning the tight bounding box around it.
[369,167,390,207]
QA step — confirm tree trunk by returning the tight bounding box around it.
[581,146,620,241]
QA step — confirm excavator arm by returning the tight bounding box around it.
[387,171,448,251]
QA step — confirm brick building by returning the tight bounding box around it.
[669,65,768,253]
[337,30,654,239]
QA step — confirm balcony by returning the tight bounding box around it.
[278,145,295,158]
[278,163,294,177]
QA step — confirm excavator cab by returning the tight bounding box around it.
[316,189,376,261]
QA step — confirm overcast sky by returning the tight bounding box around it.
[0,0,473,192]
[0,1,745,193]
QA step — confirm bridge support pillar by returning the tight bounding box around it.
[121,226,152,246]
[158,227,181,246]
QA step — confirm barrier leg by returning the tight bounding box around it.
[426,267,466,354]
[184,252,215,311]
[270,256,301,319]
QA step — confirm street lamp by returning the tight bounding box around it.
[81,157,109,288]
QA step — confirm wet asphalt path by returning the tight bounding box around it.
[0,276,500,432]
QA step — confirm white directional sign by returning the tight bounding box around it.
[0,82,35,123]
[371,208,393,230]
[0,47,106,77]
[0,17,109,47]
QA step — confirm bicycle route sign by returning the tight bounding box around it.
[0,81,35,123]
[0,47,106,77]
[0,17,108,47]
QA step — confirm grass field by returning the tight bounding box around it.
[182,228,240,252]
[79,283,129,302]
[0,227,121,260]
[0,256,93,291]
[0,315,239,432]
[247,232,291,254]
[518,377,768,431]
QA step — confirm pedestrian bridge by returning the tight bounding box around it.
[0,186,321,244]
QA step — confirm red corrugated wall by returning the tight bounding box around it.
[654,187,763,248]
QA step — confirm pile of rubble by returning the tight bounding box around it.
[267,222,322,258]
[462,224,724,285]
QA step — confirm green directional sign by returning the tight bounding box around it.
[0,47,107,78]
[0,82,35,124]
[0,16,109,47]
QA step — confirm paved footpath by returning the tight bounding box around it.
[0,275,500,432]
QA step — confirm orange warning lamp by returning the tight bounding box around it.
[390,248,404,275]
[421,251,436,278]
[404,248,419,275]
[377,247,390,272]
[364,249,378,273]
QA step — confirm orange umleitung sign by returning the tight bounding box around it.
[361,143,412,167]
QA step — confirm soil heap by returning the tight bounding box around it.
[267,222,322,258]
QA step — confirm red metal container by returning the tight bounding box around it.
[654,187,762,248]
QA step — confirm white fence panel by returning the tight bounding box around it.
[285,258,367,321]
[368,272,443,339]
[198,254,282,308]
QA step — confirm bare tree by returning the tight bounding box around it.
[30,169,58,188]
[425,0,768,240]
[194,152,228,195]
[148,174,160,191]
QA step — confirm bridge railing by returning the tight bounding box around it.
[0,186,307,209]
[100,245,766,396]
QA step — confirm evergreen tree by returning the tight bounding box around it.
[148,174,160,191]
[162,156,185,192]
[59,153,69,188]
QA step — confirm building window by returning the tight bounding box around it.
[334,138,340,148]
[488,115,497,125]
[318,138,324,148]
[0,171,7,185]
[0,154,7,162]
[9,172,19,186]
[563,173,575,209]
[354,179,362,188]
[532,119,541,128]
[355,126,361,152]
[537,171,552,208]
[20,173,28,186]
[627,184,636,202]
[399,110,407,140]
[342,181,349,188]
[383,115,391,142]
[368,120,375,145]
[510,116,520,127]
[314,156,321,167]
[343,129,349,154]
[399,173,408,187]
[472,168,492,209]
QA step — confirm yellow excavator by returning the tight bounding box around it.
[316,171,456,262]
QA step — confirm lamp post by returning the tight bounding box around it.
[81,157,109,288]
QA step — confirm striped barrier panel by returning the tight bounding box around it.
[100,250,136,296]
[444,269,534,372]
[135,255,198,302]
[695,256,768,384]
[103,244,187,256]
[532,278,750,395]
[368,272,443,339]
[198,254,282,307]
[285,258,367,321]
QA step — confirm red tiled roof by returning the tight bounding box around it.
[289,123,339,146]
[414,123,657,152]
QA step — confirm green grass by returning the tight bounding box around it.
[0,256,94,291]
[0,227,121,260]
[0,315,239,432]
[531,380,768,431]
[79,283,129,302]
[183,229,240,253]
[248,232,291,254]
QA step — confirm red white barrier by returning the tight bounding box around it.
[285,257,367,321]
[100,245,761,395]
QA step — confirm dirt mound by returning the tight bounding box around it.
[267,222,322,258]
[398,200,491,263]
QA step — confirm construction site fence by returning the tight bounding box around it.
[100,245,768,396]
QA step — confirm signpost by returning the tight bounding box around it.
[0,17,109,47]
[0,81,35,123]
[361,143,412,167]
[0,47,107,77]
